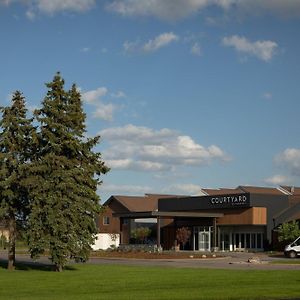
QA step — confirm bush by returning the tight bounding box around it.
[278,221,300,243]
[176,227,191,250]
[131,227,151,244]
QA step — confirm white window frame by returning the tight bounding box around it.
[103,216,110,225]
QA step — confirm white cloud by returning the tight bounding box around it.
[123,32,179,54]
[34,0,95,14]
[100,182,206,197]
[4,0,300,20]
[111,91,126,98]
[82,87,107,104]
[25,9,35,20]
[143,32,179,52]
[163,183,204,195]
[101,183,152,195]
[262,92,272,100]
[100,124,176,142]
[107,0,209,21]
[123,40,139,53]
[264,175,291,185]
[100,124,229,172]
[222,35,278,62]
[82,87,119,121]
[0,0,13,6]
[1,0,95,19]
[80,47,91,53]
[191,42,202,56]
[106,159,170,172]
[275,148,300,176]
[92,103,118,122]
[107,0,300,21]
[225,0,300,19]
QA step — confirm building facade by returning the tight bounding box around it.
[98,186,300,251]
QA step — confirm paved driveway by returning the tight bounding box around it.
[0,251,299,270]
[86,252,300,270]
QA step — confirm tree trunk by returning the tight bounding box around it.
[55,264,63,272]
[7,215,16,271]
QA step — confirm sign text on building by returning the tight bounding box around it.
[209,194,250,208]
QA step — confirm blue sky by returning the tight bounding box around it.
[1,1,300,201]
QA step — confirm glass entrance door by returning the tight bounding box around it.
[199,231,210,251]
[193,226,212,251]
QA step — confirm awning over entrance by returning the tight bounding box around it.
[113,211,224,218]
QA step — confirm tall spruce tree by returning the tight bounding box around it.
[0,91,34,270]
[25,73,108,271]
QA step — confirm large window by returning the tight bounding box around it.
[220,233,230,251]
[219,229,264,251]
[232,232,263,250]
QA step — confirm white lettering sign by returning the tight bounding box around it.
[210,195,248,206]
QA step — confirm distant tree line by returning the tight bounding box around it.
[0,73,109,271]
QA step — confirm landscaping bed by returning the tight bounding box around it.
[91,250,220,259]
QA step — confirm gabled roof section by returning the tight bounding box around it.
[274,202,300,227]
[280,186,300,195]
[104,194,186,213]
[238,186,287,196]
[201,188,243,195]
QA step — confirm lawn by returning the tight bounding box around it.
[271,260,300,265]
[0,262,300,299]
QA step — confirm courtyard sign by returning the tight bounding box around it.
[209,194,250,208]
[158,193,251,211]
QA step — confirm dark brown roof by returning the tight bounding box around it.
[108,194,186,212]
[104,185,298,213]
[201,188,243,195]
[274,202,300,226]
[238,186,286,196]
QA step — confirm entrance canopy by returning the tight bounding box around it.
[158,193,250,211]
[113,211,224,218]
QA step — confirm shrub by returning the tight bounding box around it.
[278,221,300,243]
[176,227,191,250]
[131,227,151,244]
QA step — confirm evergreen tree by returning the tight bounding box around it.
[0,91,34,270]
[25,73,109,271]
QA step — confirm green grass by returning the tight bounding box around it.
[271,259,300,265]
[0,262,300,299]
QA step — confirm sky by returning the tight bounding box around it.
[0,0,300,202]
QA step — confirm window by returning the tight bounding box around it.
[251,233,256,248]
[240,233,245,248]
[257,233,262,248]
[246,233,251,248]
[103,216,110,225]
